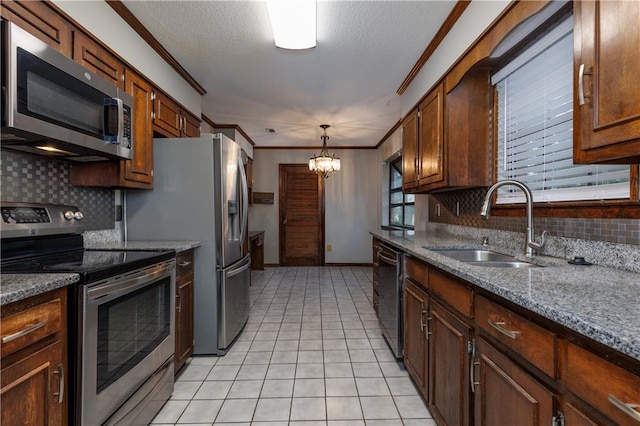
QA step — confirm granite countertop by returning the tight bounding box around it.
[85,240,201,253]
[372,229,640,362]
[1,273,79,306]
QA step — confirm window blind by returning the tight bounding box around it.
[493,16,630,204]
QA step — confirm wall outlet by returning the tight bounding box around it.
[327,244,332,252]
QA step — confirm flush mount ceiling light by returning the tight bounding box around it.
[309,124,340,179]
[266,0,316,50]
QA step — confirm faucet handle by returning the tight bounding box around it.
[528,230,547,253]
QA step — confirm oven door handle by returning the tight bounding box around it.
[87,261,174,303]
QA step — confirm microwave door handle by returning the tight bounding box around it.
[116,97,124,144]
[238,156,249,245]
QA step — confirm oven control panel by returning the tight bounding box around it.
[0,203,85,239]
[2,206,51,224]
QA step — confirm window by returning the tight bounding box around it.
[389,157,414,229]
[493,15,630,205]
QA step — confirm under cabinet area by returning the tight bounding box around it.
[175,250,195,374]
[395,251,640,426]
[0,288,67,425]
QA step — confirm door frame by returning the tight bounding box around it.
[278,163,325,266]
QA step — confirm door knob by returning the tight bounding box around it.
[283,219,288,224]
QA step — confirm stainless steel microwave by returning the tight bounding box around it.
[1,21,133,161]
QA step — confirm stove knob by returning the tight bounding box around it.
[64,211,75,220]
[73,211,84,220]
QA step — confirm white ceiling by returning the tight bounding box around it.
[122,1,457,147]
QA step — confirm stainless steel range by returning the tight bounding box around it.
[1,203,175,426]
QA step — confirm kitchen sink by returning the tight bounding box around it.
[428,248,539,268]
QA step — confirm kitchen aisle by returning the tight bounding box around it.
[151,266,435,425]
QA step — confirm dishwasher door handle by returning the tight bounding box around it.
[377,252,397,266]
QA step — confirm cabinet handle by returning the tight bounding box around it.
[1,321,46,344]
[488,319,520,340]
[469,339,479,393]
[420,310,427,332]
[578,64,592,106]
[53,363,64,404]
[179,261,192,267]
[609,394,640,423]
[176,293,182,313]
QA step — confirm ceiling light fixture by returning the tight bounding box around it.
[265,0,316,50]
[309,124,340,179]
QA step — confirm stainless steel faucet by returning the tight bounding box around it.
[480,179,546,257]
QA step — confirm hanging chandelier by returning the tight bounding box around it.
[309,124,341,179]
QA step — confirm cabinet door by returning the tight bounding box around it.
[182,111,201,138]
[123,68,154,187]
[574,1,640,163]
[418,83,445,186]
[474,337,554,426]
[73,31,125,89]
[175,275,194,373]
[557,398,600,426]
[153,90,181,137]
[1,0,73,56]
[1,341,65,425]
[403,279,429,401]
[402,110,419,191]
[429,300,471,426]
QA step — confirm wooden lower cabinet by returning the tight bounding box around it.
[0,288,67,426]
[557,397,600,426]
[403,279,429,400]
[429,300,472,426]
[175,250,195,374]
[474,337,554,426]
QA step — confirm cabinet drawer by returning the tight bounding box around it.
[252,233,264,247]
[429,268,473,318]
[404,256,428,290]
[176,250,194,278]
[1,298,62,358]
[476,295,556,378]
[560,340,640,425]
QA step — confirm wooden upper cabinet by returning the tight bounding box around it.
[153,90,201,138]
[574,0,640,163]
[402,109,419,190]
[0,0,73,56]
[417,83,445,187]
[123,68,154,187]
[73,31,125,90]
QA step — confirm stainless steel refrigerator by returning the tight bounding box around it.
[125,133,250,355]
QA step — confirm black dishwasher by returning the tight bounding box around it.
[375,242,404,358]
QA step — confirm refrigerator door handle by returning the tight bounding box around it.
[238,156,249,247]
[227,255,251,278]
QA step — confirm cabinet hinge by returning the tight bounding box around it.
[151,170,154,177]
[151,111,156,120]
[552,412,565,426]
[417,111,421,118]
[467,339,475,354]
[151,91,156,101]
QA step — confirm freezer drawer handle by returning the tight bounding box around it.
[227,259,251,278]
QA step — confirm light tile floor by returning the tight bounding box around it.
[152,266,435,425]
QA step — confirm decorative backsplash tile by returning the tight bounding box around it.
[428,187,639,245]
[0,150,115,230]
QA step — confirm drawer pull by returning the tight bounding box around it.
[179,261,192,267]
[488,320,520,340]
[53,363,64,404]
[1,321,47,344]
[609,394,640,423]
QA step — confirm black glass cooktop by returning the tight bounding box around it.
[1,249,175,283]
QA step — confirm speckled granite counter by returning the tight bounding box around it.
[371,229,640,362]
[85,241,201,253]
[1,273,79,306]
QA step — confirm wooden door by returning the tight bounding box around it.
[418,83,445,187]
[574,0,640,163]
[123,68,154,188]
[402,110,419,191]
[429,300,471,426]
[474,337,555,426]
[403,279,429,401]
[279,164,324,266]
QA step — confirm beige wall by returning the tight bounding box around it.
[249,149,380,265]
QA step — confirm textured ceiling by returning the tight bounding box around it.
[122,1,456,147]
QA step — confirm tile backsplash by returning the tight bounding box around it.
[428,187,639,245]
[1,150,115,230]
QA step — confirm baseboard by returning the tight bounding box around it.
[262,263,373,267]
